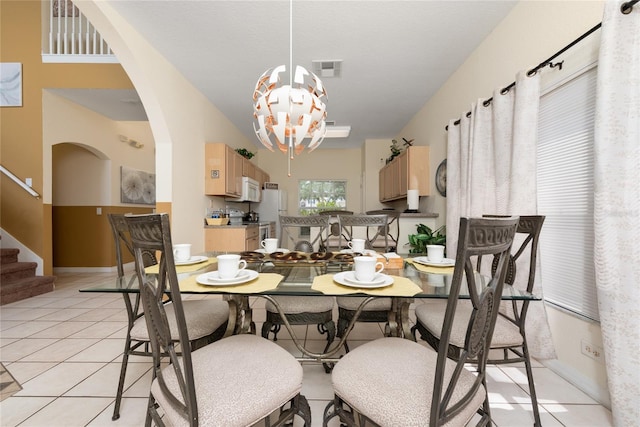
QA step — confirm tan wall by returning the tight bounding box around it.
[0,1,134,274]
[52,206,153,268]
[254,148,363,215]
[397,0,608,403]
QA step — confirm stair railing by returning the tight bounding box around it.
[0,165,40,199]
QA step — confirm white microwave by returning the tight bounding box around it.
[240,177,261,202]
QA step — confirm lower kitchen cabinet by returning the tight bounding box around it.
[205,225,259,252]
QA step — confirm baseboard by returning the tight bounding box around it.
[542,359,611,408]
[53,261,135,274]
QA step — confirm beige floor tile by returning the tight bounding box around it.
[15,362,105,396]
[486,366,533,404]
[491,402,564,426]
[70,308,124,322]
[0,339,58,362]
[37,308,93,322]
[0,321,61,338]
[68,321,127,339]
[0,396,55,427]
[18,396,112,427]
[0,320,26,332]
[66,339,124,362]
[87,397,149,426]
[0,308,59,322]
[542,403,613,426]
[29,321,95,339]
[500,366,598,404]
[3,362,57,384]
[301,363,333,400]
[22,338,100,362]
[65,362,149,397]
[121,367,153,398]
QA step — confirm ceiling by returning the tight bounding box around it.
[57,1,517,149]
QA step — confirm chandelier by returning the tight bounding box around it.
[252,0,328,175]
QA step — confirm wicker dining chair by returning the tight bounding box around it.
[262,215,336,372]
[125,213,311,427]
[412,215,545,426]
[324,216,519,427]
[107,214,229,421]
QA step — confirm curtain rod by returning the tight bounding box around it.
[445,0,638,131]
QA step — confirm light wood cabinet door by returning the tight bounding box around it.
[378,146,430,202]
[205,143,243,197]
[205,226,260,252]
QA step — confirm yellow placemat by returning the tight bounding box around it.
[312,274,422,297]
[144,257,217,275]
[405,258,455,274]
[179,272,284,294]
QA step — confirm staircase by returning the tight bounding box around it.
[0,248,56,305]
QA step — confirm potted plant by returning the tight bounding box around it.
[407,223,446,254]
[235,148,255,159]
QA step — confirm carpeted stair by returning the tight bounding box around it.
[0,248,56,305]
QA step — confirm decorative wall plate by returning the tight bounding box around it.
[436,159,447,197]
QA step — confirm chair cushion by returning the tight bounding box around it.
[336,296,392,311]
[151,334,303,427]
[130,299,229,341]
[265,295,334,314]
[332,337,485,426]
[415,300,523,348]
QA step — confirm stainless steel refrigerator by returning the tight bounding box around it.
[256,189,288,239]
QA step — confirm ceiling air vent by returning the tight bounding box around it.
[312,60,342,78]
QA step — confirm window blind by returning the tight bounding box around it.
[537,66,599,322]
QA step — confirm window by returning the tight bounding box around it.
[537,65,599,322]
[298,180,347,216]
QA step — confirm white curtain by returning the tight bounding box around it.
[594,2,640,425]
[446,71,556,359]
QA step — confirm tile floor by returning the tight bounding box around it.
[0,272,612,427]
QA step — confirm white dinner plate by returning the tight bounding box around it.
[256,248,290,254]
[412,256,455,267]
[339,249,377,256]
[196,269,259,286]
[175,255,209,266]
[333,271,393,289]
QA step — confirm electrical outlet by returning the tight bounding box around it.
[581,340,604,363]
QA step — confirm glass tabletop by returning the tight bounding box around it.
[79,252,539,301]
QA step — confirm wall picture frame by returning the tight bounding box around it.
[0,63,23,107]
[120,166,156,205]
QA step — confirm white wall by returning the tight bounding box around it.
[398,0,608,403]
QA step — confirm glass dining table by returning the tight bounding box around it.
[79,250,540,364]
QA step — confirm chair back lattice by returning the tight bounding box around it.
[432,216,518,425]
[124,213,198,426]
[483,215,545,326]
[337,214,389,252]
[279,215,331,252]
[365,210,400,252]
[318,210,353,251]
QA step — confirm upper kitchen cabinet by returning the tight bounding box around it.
[205,143,243,197]
[379,146,430,202]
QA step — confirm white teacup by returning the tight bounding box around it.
[348,238,366,253]
[261,238,279,253]
[427,245,445,263]
[353,256,384,282]
[173,244,192,262]
[216,254,247,279]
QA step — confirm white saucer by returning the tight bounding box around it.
[412,256,455,267]
[175,255,209,266]
[339,249,377,256]
[256,248,290,254]
[196,269,259,286]
[333,271,393,289]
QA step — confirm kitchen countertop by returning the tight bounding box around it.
[398,212,439,218]
[204,221,274,229]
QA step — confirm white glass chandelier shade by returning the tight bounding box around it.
[253,64,328,156]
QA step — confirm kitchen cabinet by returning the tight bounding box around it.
[205,143,243,197]
[205,225,259,252]
[379,146,430,202]
[242,158,257,180]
